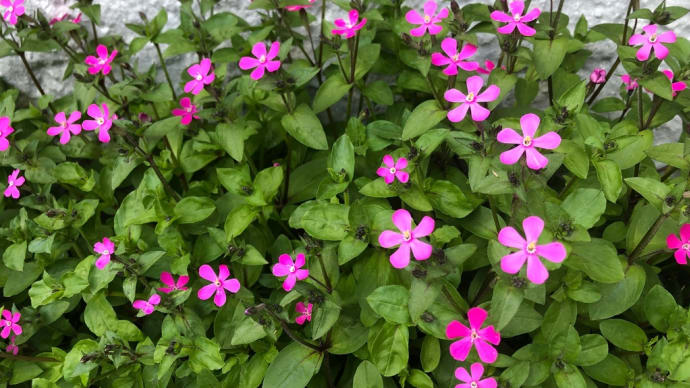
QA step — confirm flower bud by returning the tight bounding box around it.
[589,68,606,84]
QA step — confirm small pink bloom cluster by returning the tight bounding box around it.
[4,169,24,199]
[332,9,367,39]
[447,307,500,387]
[1,0,25,26]
[285,0,315,12]
[376,155,409,184]
[295,302,313,325]
[667,224,690,265]
[405,0,448,37]
[85,45,118,76]
[590,68,606,84]
[198,264,241,307]
[0,310,22,339]
[490,0,541,37]
[272,253,310,291]
[47,104,115,144]
[497,113,561,170]
[131,272,189,315]
[239,42,282,81]
[378,209,434,269]
[629,24,676,62]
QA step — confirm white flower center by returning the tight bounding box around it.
[526,241,537,254]
[649,33,658,43]
[424,15,431,23]
[259,55,266,64]
[214,279,221,286]
[402,230,412,241]
[470,329,479,341]
[289,265,296,273]
[8,180,13,186]
[62,121,69,128]
[186,106,193,113]
[196,74,203,81]
[452,54,460,62]
[96,117,104,125]
[305,311,311,318]
[4,321,11,327]
[683,243,690,251]
[102,250,109,255]
[465,92,475,102]
[471,383,478,388]
[522,136,532,147]
[513,14,521,22]
[389,167,397,174]
[7,6,13,13]
[98,58,106,65]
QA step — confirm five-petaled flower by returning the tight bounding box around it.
[133,294,161,315]
[446,307,501,364]
[0,310,22,339]
[661,70,687,97]
[667,224,690,265]
[185,58,215,95]
[490,0,540,37]
[285,0,315,11]
[4,169,24,199]
[5,335,18,355]
[198,264,240,307]
[445,76,500,122]
[239,42,281,81]
[157,272,189,293]
[590,68,606,84]
[621,74,638,90]
[455,362,498,388]
[172,97,200,125]
[94,237,115,269]
[332,9,367,39]
[295,301,313,325]
[0,116,14,152]
[498,216,567,284]
[1,0,25,25]
[47,111,82,144]
[628,24,676,61]
[431,38,479,76]
[378,209,435,269]
[85,44,118,75]
[272,253,310,292]
[376,155,409,184]
[405,0,448,37]
[83,103,114,143]
[497,113,561,170]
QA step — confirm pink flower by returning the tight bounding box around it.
[4,169,24,199]
[667,224,690,265]
[171,97,200,125]
[662,70,687,97]
[239,42,281,81]
[431,38,479,76]
[1,0,25,25]
[446,307,501,364]
[0,116,14,152]
[378,209,435,269]
[133,294,160,315]
[285,0,315,11]
[476,60,496,75]
[376,155,409,184]
[0,310,21,339]
[497,113,561,170]
[621,74,639,90]
[498,216,567,284]
[445,76,500,122]
[138,112,151,123]
[94,237,115,269]
[405,0,448,37]
[157,272,189,293]
[184,58,215,95]
[295,302,313,325]
[272,253,310,291]
[628,24,676,61]
[5,336,18,355]
[82,103,113,143]
[331,10,367,39]
[47,111,82,144]
[490,0,540,37]
[197,264,240,307]
[85,44,117,75]
[590,68,606,84]
[455,363,497,388]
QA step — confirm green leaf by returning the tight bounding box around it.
[203,12,239,41]
[281,104,329,150]
[567,239,624,283]
[408,369,434,388]
[574,334,609,367]
[367,285,410,324]
[588,265,646,320]
[363,80,394,105]
[63,339,100,378]
[328,134,355,181]
[174,196,216,224]
[557,140,589,179]
[554,364,587,388]
[301,203,350,241]
[54,162,95,191]
[310,298,341,340]
[408,279,441,322]
[644,285,678,332]
[533,37,569,80]
[557,80,587,112]
[420,335,440,373]
[487,70,518,109]
[606,130,653,170]
[224,205,259,240]
[645,142,690,170]
[263,343,323,388]
[84,293,143,340]
[368,323,409,377]
[3,240,26,271]
[402,100,447,140]
[490,281,524,330]
[426,180,477,218]
[640,72,673,101]
[541,300,577,341]
[624,177,671,212]
[593,159,623,202]
[582,354,630,386]
[353,360,383,388]
[189,337,224,372]
[216,121,258,162]
[312,74,352,113]
[599,319,648,352]
[561,188,606,228]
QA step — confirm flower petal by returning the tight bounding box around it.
[444,88,466,103]
[223,278,241,293]
[283,274,297,291]
[524,147,549,169]
[533,132,561,149]
[446,320,471,338]
[405,9,424,25]
[674,249,688,265]
[522,216,544,242]
[197,284,216,300]
[653,43,669,60]
[467,307,487,329]
[680,224,690,242]
[431,52,451,66]
[521,7,541,22]
[509,0,525,16]
[657,30,676,44]
[410,239,433,260]
[198,264,217,282]
[497,128,523,144]
[447,103,470,122]
[455,366,472,383]
[423,0,437,17]
[466,75,484,95]
[537,242,566,263]
[498,226,526,248]
[520,113,540,138]
[476,85,500,103]
[526,256,549,284]
[516,22,536,36]
[490,10,512,23]
[470,362,485,380]
[295,253,306,268]
[392,209,412,233]
[628,33,646,46]
[267,41,281,60]
[636,43,652,61]
[379,230,403,248]
[395,171,409,183]
[474,339,498,363]
[272,263,290,277]
[213,288,227,307]
[390,244,411,268]
[449,338,473,361]
[441,37,457,57]
[469,103,490,121]
[501,251,528,274]
[500,146,525,165]
[382,154,395,168]
[667,233,682,249]
[160,271,174,287]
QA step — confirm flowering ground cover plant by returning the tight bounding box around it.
[0,0,689,386]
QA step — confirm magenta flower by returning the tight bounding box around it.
[621,74,639,90]
[85,44,117,76]
[662,70,687,97]
[94,237,115,269]
[198,264,240,307]
[239,42,281,81]
[0,116,14,152]
[497,113,561,170]
[445,76,500,122]
[1,0,24,25]
[455,363,497,388]
[378,209,435,269]
[405,0,448,37]
[629,24,676,61]
[476,60,496,75]
[184,58,215,95]
[490,0,540,37]
[498,216,567,284]
[5,336,18,355]
[285,0,315,11]
[667,224,690,265]
[0,310,21,339]
[133,294,160,315]
[446,307,501,364]
[4,169,24,199]
[331,10,367,39]
[295,302,313,325]
[590,68,606,84]
[47,111,82,144]
[157,272,189,293]
[431,38,479,76]
[272,253,310,292]
[376,154,409,184]
[171,97,200,125]
[82,103,113,143]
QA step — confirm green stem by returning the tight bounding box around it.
[346,33,361,117]
[488,196,501,232]
[261,305,323,352]
[628,212,670,264]
[643,97,662,130]
[636,86,644,129]
[154,43,177,100]
[315,253,332,292]
[0,353,59,362]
